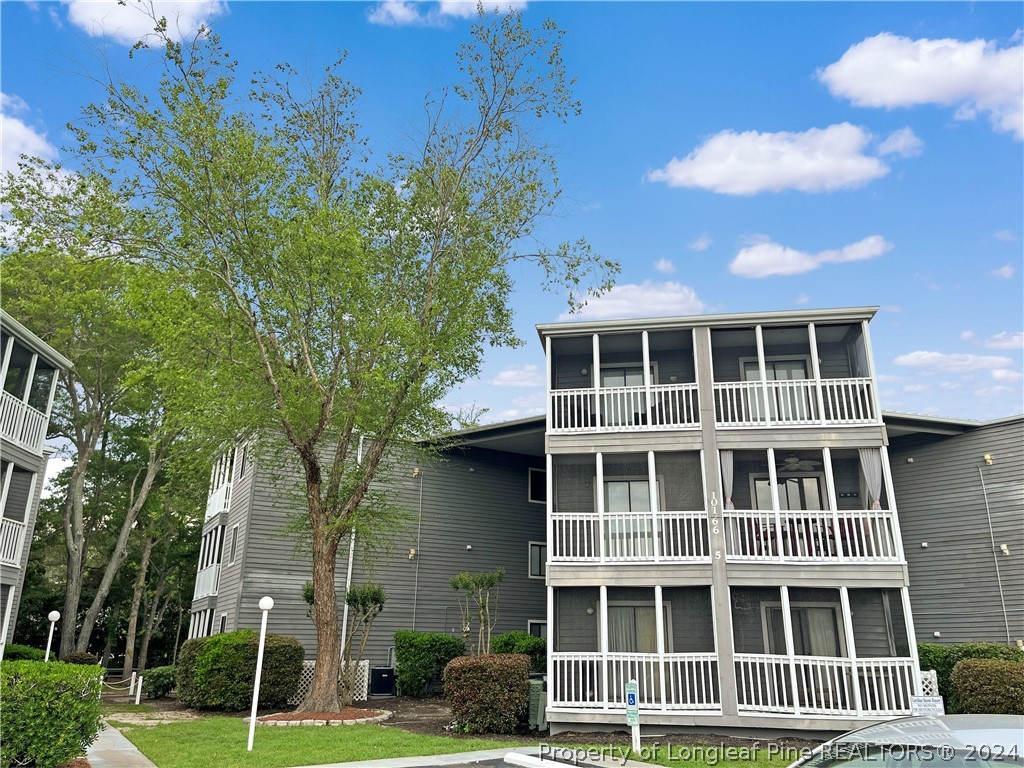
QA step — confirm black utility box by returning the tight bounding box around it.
[369,666,396,696]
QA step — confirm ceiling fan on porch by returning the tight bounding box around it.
[777,454,822,471]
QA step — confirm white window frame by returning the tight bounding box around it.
[528,541,546,579]
[527,468,546,505]
[760,600,847,657]
[606,599,673,653]
[229,524,239,564]
[750,472,826,511]
[218,613,228,635]
[739,355,812,382]
[595,361,659,387]
[602,475,665,512]
[528,620,547,639]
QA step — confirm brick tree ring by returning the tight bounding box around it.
[247,708,393,726]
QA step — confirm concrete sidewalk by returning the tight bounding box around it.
[86,721,157,768]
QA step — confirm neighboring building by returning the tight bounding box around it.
[886,413,1023,646]
[0,311,71,647]
[540,306,919,733]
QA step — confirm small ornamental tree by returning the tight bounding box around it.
[340,583,386,705]
[450,568,504,655]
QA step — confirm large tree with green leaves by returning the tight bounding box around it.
[67,6,616,711]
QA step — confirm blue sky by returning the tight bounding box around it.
[2,1,1022,427]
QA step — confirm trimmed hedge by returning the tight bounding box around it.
[444,653,530,734]
[2,643,45,661]
[918,642,1023,711]
[951,659,1024,715]
[63,651,99,665]
[1,660,103,768]
[176,630,303,711]
[394,630,466,697]
[143,665,176,699]
[491,630,546,673]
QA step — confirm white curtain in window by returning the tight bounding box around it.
[720,450,735,510]
[608,606,634,652]
[858,448,883,509]
[805,608,840,657]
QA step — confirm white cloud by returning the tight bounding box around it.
[647,123,890,195]
[993,229,1018,242]
[991,369,1023,383]
[729,235,892,278]
[64,0,227,46]
[491,364,543,388]
[877,127,924,157]
[984,331,1024,350]
[881,304,903,313]
[990,263,1016,279]
[0,92,58,174]
[876,373,905,383]
[689,233,713,252]
[819,33,1024,140]
[960,330,976,341]
[903,384,929,393]
[654,258,675,274]
[974,385,1014,398]
[795,293,811,305]
[893,350,1013,372]
[561,281,704,321]
[368,0,526,26]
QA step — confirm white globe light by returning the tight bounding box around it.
[48,610,61,622]
[258,596,274,612]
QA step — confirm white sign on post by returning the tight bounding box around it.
[625,679,640,753]
[911,696,945,717]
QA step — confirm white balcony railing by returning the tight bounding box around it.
[714,378,877,428]
[550,511,709,563]
[204,482,231,522]
[723,508,901,562]
[0,517,27,567]
[549,383,699,434]
[193,564,221,599]
[550,652,720,711]
[735,654,916,717]
[0,390,47,455]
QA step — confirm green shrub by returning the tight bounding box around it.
[2,643,45,661]
[63,650,99,665]
[951,659,1024,715]
[918,642,1023,711]
[443,653,529,734]
[176,630,304,711]
[143,665,176,699]
[394,630,465,697]
[491,630,546,673]
[1,660,103,768]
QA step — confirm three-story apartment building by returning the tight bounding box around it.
[540,306,921,733]
[0,311,70,647]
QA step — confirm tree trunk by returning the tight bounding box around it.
[122,536,154,678]
[60,453,92,657]
[137,576,170,672]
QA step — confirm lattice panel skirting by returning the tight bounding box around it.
[920,669,939,697]
[288,660,369,705]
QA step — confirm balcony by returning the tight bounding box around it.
[0,517,26,567]
[193,564,221,599]
[205,482,231,522]
[0,390,47,455]
[550,383,700,434]
[551,510,709,563]
[713,377,877,428]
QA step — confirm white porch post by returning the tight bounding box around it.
[780,586,800,715]
[545,453,553,563]
[767,448,784,560]
[599,585,609,709]
[880,445,906,561]
[755,325,770,426]
[808,323,826,425]
[655,585,667,710]
[22,353,37,403]
[861,320,883,423]
[642,331,652,425]
[596,453,606,562]
[901,587,923,694]
[0,462,13,513]
[546,585,554,699]
[44,371,59,421]
[545,336,552,433]
[822,447,844,559]
[839,587,863,714]
[648,451,660,562]
[0,335,12,386]
[592,334,601,427]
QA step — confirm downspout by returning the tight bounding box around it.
[978,464,1011,644]
[339,435,364,661]
[411,467,424,630]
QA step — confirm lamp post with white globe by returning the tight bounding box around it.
[247,596,274,752]
[44,611,60,661]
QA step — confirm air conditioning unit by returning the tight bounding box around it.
[527,679,547,731]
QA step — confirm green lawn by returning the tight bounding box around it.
[113,717,518,768]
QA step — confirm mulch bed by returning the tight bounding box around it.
[261,707,382,722]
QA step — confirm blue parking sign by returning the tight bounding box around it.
[627,693,636,706]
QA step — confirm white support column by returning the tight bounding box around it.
[596,453,606,562]
[655,584,667,710]
[0,462,13,514]
[545,453,553,565]
[767,448,784,559]
[880,445,905,561]
[648,451,660,561]
[839,587,863,714]
[808,323,827,425]
[900,587,923,694]
[22,353,37,403]
[861,320,883,423]
[599,585,609,709]
[0,335,12,386]
[822,447,844,559]
[780,586,800,715]
[44,371,59,421]
[546,584,554,704]
[755,325,770,426]
[592,334,601,428]
[545,336,552,433]
[642,331,652,425]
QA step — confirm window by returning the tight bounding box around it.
[753,475,824,511]
[219,614,227,634]
[528,620,547,640]
[599,364,657,427]
[607,602,672,653]
[605,479,653,513]
[229,525,239,564]
[235,444,247,479]
[741,357,812,421]
[742,358,808,382]
[762,603,845,657]
[528,468,546,504]
[528,541,546,579]
[603,477,662,559]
